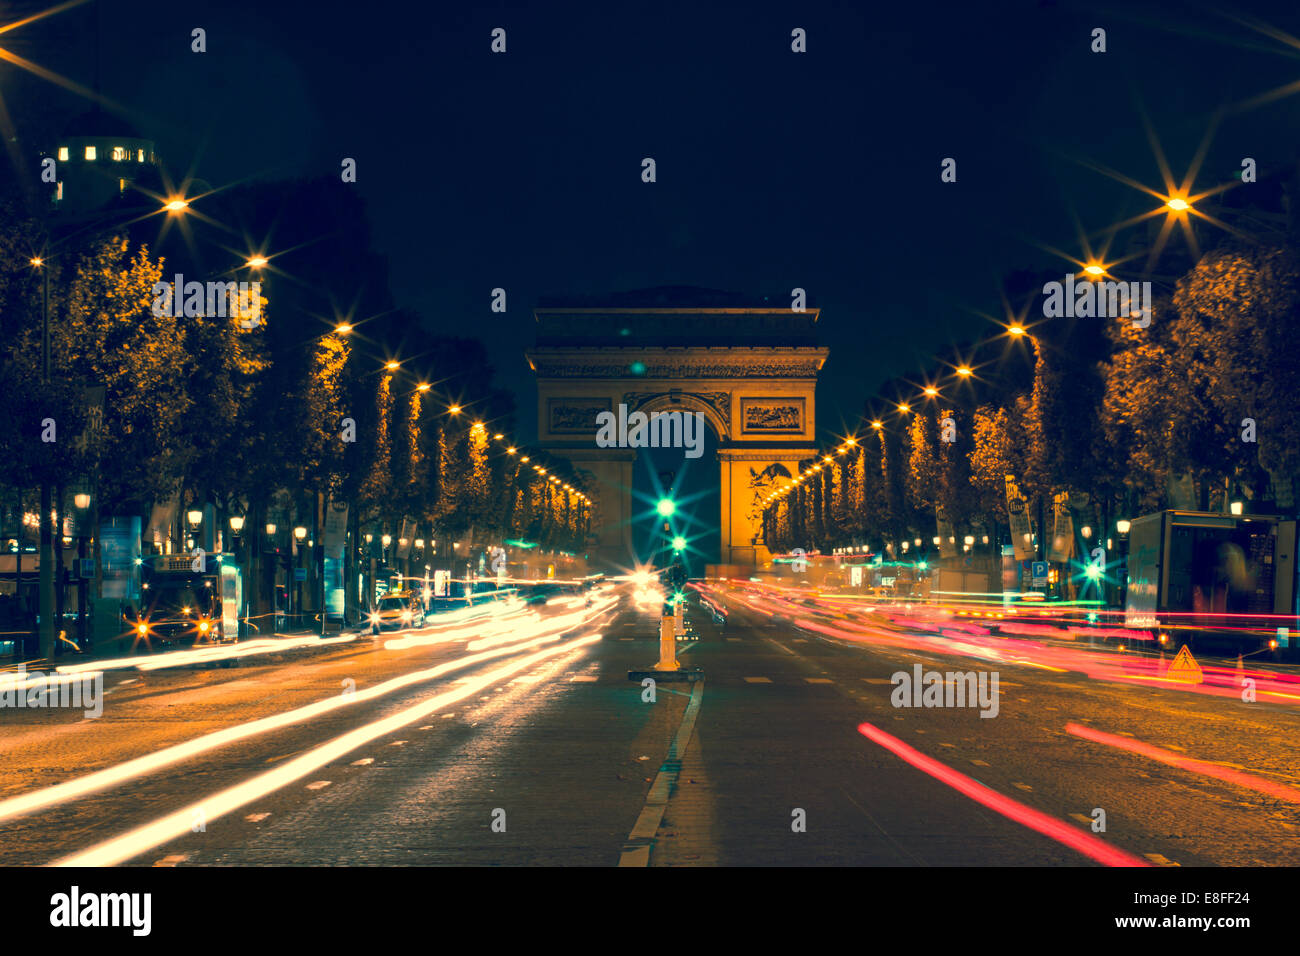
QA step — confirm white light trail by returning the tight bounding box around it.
[54,633,601,867]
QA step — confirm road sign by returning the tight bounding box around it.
[1167,645,1203,684]
[1031,561,1048,587]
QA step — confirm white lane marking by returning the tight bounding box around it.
[743,677,772,684]
[805,678,833,684]
[306,780,332,790]
[153,854,187,867]
[570,675,599,682]
[351,758,374,766]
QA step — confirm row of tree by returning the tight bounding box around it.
[0,176,592,633]
[765,176,1300,558]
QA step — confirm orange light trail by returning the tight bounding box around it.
[1066,723,1300,805]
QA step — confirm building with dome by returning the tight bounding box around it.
[47,110,162,216]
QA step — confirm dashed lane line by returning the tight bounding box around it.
[619,678,705,867]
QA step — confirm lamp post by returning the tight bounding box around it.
[294,526,308,629]
[1116,519,1131,607]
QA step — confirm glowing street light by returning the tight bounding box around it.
[1165,196,1190,212]
[245,256,269,269]
[671,535,687,551]
[448,405,461,415]
[923,386,938,397]
[1116,519,1131,534]
[384,360,399,371]
[656,498,677,518]
[1008,324,1026,336]
[897,403,911,413]
[417,383,431,392]
[1083,264,1105,276]
[164,198,189,212]
[956,366,972,377]
[335,323,353,335]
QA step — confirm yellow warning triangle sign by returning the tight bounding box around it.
[1167,644,1203,684]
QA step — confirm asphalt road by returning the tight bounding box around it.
[1,583,1298,866]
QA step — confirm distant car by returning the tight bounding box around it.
[370,590,425,634]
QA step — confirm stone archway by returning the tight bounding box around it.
[525,289,828,571]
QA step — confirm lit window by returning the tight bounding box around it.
[84,145,97,160]
[57,147,68,161]
[137,149,144,162]
[55,182,64,201]
[112,146,126,161]
[119,178,126,193]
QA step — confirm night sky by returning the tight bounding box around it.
[9,0,1300,442]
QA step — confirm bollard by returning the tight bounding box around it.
[655,615,680,670]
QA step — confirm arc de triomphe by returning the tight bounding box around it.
[525,289,828,570]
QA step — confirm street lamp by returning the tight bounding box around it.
[1116,519,1131,534]
[74,493,90,510]
[265,522,277,536]
[245,256,268,269]
[229,515,245,532]
[1081,526,1092,539]
[1230,500,1244,515]
[294,526,307,541]
[187,510,203,528]
[656,498,676,518]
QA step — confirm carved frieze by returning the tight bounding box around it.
[740,398,805,433]
[547,397,611,434]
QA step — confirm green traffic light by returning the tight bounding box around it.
[656,498,676,518]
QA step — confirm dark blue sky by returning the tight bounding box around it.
[14,0,1300,441]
